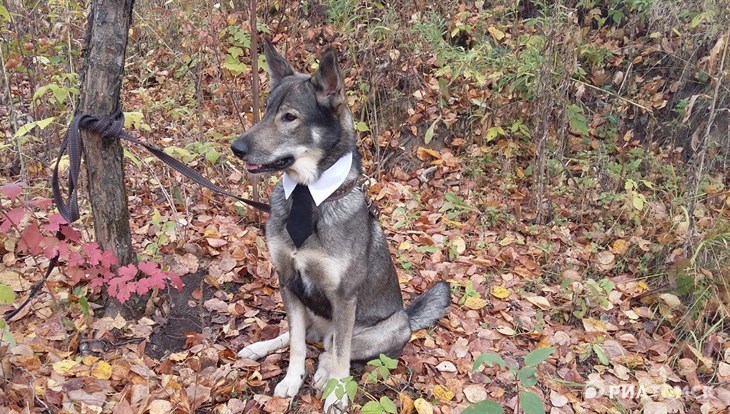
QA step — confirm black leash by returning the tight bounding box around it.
[52,108,271,217]
[5,109,268,322]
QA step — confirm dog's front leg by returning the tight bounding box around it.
[274,288,308,398]
[323,296,356,413]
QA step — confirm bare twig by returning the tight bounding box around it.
[684,31,728,252]
[249,0,262,224]
[0,42,26,181]
[572,78,654,113]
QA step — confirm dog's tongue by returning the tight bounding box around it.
[245,163,261,172]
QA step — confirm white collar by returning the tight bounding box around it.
[282,152,353,206]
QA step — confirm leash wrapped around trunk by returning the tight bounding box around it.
[52,109,271,219]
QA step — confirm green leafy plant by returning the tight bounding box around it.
[465,347,556,414]
[323,376,358,408]
[322,354,401,413]
[366,353,398,383]
[569,277,615,319]
[222,25,251,75]
[440,192,477,220]
[0,284,16,345]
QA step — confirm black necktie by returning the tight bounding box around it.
[287,184,315,247]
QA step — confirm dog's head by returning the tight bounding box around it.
[231,40,355,185]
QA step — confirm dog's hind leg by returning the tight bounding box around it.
[350,310,412,361]
[237,332,291,361]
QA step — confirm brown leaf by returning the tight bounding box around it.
[112,398,135,414]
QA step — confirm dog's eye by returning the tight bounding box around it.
[282,113,298,122]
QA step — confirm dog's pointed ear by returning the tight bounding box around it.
[311,49,344,107]
[263,38,294,90]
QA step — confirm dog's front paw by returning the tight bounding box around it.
[313,352,333,390]
[274,374,304,398]
[323,390,349,414]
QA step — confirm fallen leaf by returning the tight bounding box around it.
[452,237,466,254]
[91,361,112,380]
[436,361,457,372]
[0,270,24,291]
[416,147,441,161]
[490,286,511,299]
[582,318,608,333]
[464,296,487,310]
[562,269,582,281]
[148,400,172,414]
[496,326,516,336]
[526,296,551,310]
[396,392,414,414]
[463,384,487,403]
[659,293,682,309]
[432,384,454,401]
[550,390,569,407]
[52,359,79,375]
[610,239,629,255]
[595,251,615,271]
[414,398,433,414]
[206,238,228,248]
[488,26,505,40]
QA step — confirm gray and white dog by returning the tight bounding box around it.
[231,41,450,412]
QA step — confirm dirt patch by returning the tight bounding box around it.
[145,270,211,360]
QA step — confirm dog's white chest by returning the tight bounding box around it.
[292,248,345,293]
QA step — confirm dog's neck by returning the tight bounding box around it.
[282,151,359,206]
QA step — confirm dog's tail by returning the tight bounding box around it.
[405,281,451,332]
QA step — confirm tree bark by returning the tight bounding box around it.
[78,0,136,316]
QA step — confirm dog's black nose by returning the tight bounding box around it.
[231,139,249,159]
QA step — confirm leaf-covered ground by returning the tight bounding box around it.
[1,1,729,413]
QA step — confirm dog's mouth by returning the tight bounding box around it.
[245,156,295,174]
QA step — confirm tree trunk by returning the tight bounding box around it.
[78,0,136,317]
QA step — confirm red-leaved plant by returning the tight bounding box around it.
[0,182,183,304]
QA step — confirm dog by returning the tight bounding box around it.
[231,40,451,412]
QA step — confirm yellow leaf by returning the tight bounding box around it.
[169,351,188,361]
[491,286,511,299]
[499,236,514,246]
[399,392,415,414]
[611,239,629,255]
[464,296,487,310]
[488,26,505,40]
[411,330,428,340]
[414,398,433,414]
[81,355,99,366]
[582,318,608,333]
[53,359,78,375]
[416,147,441,160]
[637,281,649,292]
[91,361,112,380]
[399,241,412,251]
[433,384,454,402]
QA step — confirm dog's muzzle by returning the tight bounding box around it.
[231,139,295,173]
